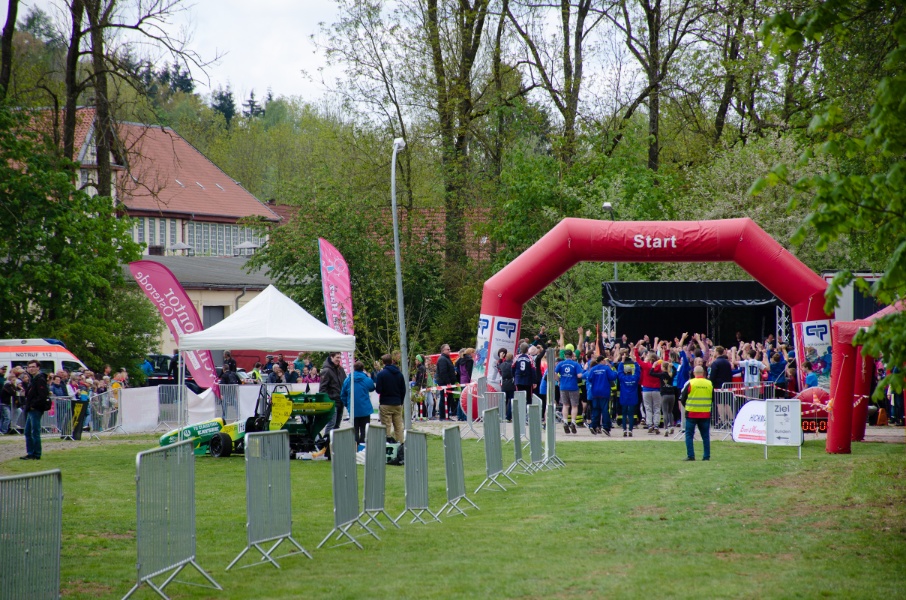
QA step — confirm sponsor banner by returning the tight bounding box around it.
[793,319,833,389]
[128,261,217,389]
[732,400,767,444]
[472,314,520,382]
[318,238,355,373]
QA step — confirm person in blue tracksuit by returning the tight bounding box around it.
[585,356,616,436]
[616,357,642,437]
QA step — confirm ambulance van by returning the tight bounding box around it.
[0,339,89,374]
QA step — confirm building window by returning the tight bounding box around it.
[137,219,144,243]
[170,219,177,245]
[159,219,166,245]
[149,217,156,245]
[187,222,194,249]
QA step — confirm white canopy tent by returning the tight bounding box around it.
[178,284,359,424]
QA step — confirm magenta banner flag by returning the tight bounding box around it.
[128,261,218,389]
[318,238,355,373]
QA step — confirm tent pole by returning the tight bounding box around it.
[178,350,185,428]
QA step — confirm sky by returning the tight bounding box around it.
[6,0,342,102]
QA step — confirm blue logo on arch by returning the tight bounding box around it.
[496,321,517,338]
[478,318,490,335]
[805,323,829,341]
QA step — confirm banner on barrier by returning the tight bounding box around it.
[792,319,833,390]
[732,400,767,444]
[472,313,521,382]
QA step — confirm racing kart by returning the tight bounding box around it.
[159,384,335,457]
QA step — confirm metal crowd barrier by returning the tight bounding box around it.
[90,390,124,435]
[42,397,91,440]
[711,382,781,440]
[156,385,185,431]
[440,426,479,517]
[527,403,547,472]
[360,424,399,531]
[218,384,241,422]
[475,407,515,493]
[124,441,221,600]
[513,391,528,443]
[318,427,378,549]
[227,430,311,570]
[505,394,533,477]
[0,469,62,600]
[394,429,440,524]
[479,392,504,442]
[544,403,565,468]
[462,377,486,438]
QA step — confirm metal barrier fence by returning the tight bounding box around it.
[710,382,779,440]
[394,429,440,524]
[218,384,241,423]
[479,392,505,442]
[505,394,533,477]
[156,385,185,431]
[544,403,565,469]
[124,440,221,600]
[360,424,399,531]
[513,391,528,443]
[528,403,546,472]
[475,407,515,493]
[462,377,486,438]
[89,390,124,435]
[227,430,310,570]
[319,427,378,549]
[0,469,62,600]
[440,426,479,517]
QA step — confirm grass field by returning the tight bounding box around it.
[1,433,904,599]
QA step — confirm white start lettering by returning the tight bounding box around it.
[633,234,678,249]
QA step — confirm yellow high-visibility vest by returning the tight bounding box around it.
[685,378,713,415]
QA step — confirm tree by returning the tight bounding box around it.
[211,84,236,126]
[602,0,712,170]
[505,0,604,166]
[758,0,906,395]
[0,0,18,98]
[0,101,148,359]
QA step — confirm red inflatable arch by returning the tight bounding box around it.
[473,218,836,441]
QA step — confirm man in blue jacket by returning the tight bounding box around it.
[374,354,407,443]
[585,355,616,436]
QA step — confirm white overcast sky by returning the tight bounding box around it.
[5,0,341,102]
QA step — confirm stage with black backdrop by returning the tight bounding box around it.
[602,281,782,347]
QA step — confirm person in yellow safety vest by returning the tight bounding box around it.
[679,365,713,461]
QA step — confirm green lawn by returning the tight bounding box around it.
[2,435,904,599]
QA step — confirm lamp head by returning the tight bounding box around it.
[602,201,613,212]
[393,137,406,151]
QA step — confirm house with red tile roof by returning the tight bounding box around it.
[70,107,280,257]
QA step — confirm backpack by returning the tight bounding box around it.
[39,386,53,411]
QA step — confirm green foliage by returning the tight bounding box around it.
[760,0,906,394]
[0,101,152,371]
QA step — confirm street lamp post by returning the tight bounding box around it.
[602,201,618,281]
[391,137,412,431]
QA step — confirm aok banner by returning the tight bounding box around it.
[472,314,521,383]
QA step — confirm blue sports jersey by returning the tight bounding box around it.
[555,360,582,391]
